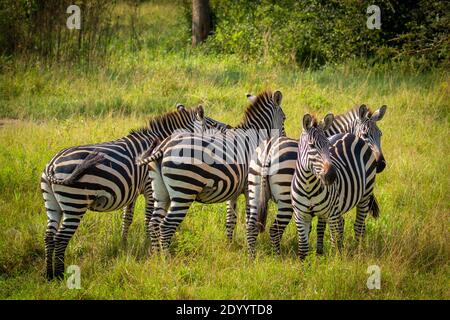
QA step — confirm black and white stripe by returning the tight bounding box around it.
[137,90,286,251]
[290,114,378,259]
[246,105,386,255]
[41,105,228,279]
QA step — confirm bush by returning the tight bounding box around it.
[0,0,116,66]
[207,0,450,69]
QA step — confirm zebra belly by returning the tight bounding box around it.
[161,161,246,204]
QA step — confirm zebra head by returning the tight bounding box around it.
[243,90,286,137]
[355,104,387,173]
[300,113,337,186]
[176,103,231,133]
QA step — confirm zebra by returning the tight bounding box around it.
[290,113,378,259]
[41,105,229,279]
[246,104,386,255]
[136,90,286,252]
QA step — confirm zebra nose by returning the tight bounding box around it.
[323,164,337,185]
[374,151,386,173]
[376,157,386,173]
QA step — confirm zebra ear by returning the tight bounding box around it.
[358,104,368,120]
[371,105,387,122]
[303,114,313,130]
[321,113,334,131]
[246,93,257,104]
[196,105,205,120]
[176,103,186,112]
[273,90,283,105]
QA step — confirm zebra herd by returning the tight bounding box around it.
[41,90,386,279]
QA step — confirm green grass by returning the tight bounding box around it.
[0,1,449,299]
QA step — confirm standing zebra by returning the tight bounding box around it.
[41,105,228,279]
[290,113,378,259]
[246,104,386,255]
[137,90,286,251]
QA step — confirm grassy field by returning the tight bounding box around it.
[0,2,449,299]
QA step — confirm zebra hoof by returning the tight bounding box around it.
[54,268,65,280]
[299,253,307,261]
[46,270,54,281]
[316,248,324,255]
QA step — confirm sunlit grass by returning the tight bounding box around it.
[0,1,448,300]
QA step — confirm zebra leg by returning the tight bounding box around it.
[226,199,238,242]
[244,193,259,258]
[316,216,327,255]
[120,201,135,246]
[160,199,194,251]
[149,200,169,252]
[294,209,312,260]
[269,201,293,255]
[41,177,62,280]
[354,198,370,242]
[53,210,86,279]
[328,215,344,255]
[143,183,155,244]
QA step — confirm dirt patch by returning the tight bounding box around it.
[0,119,21,127]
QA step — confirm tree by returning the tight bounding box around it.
[192,0,212,47]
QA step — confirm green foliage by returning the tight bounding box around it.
[207,0,450,69]
[0,0,116,66]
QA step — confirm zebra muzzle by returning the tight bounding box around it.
[321,165,337,185]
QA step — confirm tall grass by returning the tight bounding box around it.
[0,1,448,299]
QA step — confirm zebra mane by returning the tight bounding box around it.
[129,106,200,135]
[238,90,275,127]
[334,105,373,122]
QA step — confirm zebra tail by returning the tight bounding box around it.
[256,164,271,233]
[369,194,380,218]
[47,151,105,185]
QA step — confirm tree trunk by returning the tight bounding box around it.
[192,0,212,47]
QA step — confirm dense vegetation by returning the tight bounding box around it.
[0,1,448,299]
[208,0,449,68]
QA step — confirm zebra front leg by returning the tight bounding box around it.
[226,199,237,242]
[120,201,135,246]
[294,209,312,260]
[53,210,85,279]
[316,216,327,255]
[354,198,370,242]
[328,215,344,255]
[160,199,193,251]
[269,204,293,255]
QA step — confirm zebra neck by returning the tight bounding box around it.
[125,131,158,156]
[325,108,358,137]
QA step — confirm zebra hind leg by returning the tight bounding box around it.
[41,178,62,280]
[53,210,86,279]
[244,195,258,258]
[160,199,194,251]
[120,202,135,246]
[226,200,237,242]
[149,200,169,253]
[144,193,155,245]
[269,203,293,255]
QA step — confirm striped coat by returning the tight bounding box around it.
[41,105,228,279]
